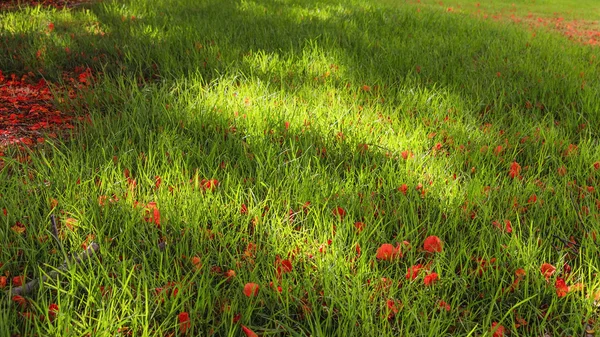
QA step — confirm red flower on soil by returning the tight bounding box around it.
[423,235,443,253]
[555,278,569,297]
[491,322,505,337]
[241,325,258,337]
[540,263,556,280]
[178,312,191,334]
[423,272,439,286]
[243,283,259,297]
[376,243,402,261]
[509,161,521,179]
[332,206,346,219]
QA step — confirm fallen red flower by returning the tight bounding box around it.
[178,312,191,334]
[423,272,439,286]
[241,325,258,337]
[540,263,556,280]
[406,264,422,280]
[243,283,259,297]
[555,278,569,297]
[376,243,402,261]
[423,235,443,253]
[491,322,505,337]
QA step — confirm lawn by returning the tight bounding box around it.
[1,0,600,336]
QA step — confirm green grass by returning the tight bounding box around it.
[1,0,600,336]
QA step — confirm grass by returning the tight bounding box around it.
[1,0,600,336]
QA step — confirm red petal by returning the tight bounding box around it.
[241,325,258,337]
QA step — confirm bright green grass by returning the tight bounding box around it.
[1,0,600,336]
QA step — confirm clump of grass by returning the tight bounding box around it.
[1,0,600,336]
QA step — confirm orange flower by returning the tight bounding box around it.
[224,269,236,280]
[376,243,402,261]
[438,300,451,312]
[143,202,160,227]
[12,295,27,308]
[491,322,505,337]
[540,263,556,280]
[241,325,258,337]
[240,203,248,215]
[191,256,202,270]
[423,272,439,286]
[0,276,6,289]
[423,235,443,253]
[557,165,567,176]
[354,221,365,232]
[48,303,59,321]
[504,220,513,233]
[398,184,408,195]
[509,161,521,179]
[201,178,219,191]
[555,278,569,297]
[243,283,259,297]
[12,275,24,287]
[178,312,191,334]
[332,206,346,219]
[406,264,422,280]
[276,259,293,277]
[386,299,400,319]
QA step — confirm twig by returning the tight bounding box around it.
[7,242,100,297]
[50,214,60,247]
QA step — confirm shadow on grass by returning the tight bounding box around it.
[1,0,599,129]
